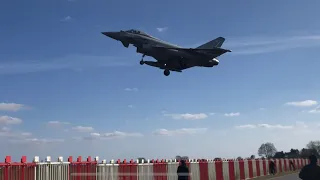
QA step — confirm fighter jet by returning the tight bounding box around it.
[101,29,231,76]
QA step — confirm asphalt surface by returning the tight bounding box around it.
[266,173,299,180]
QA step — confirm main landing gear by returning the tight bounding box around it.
[139,54,170,76]
[164,69,170,76]
[140,54,145,65]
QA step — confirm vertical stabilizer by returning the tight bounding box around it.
[196,37,225,49]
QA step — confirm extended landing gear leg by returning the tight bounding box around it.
[164,69,170,76]
[140,54,145,65]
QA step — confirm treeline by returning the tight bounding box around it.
[136,141,320,163]
[257,140,320,159]
[137,155,190,163]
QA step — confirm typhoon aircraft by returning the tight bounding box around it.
[102,29,231,76]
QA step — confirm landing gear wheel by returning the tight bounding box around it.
[164,70,170,76]
[140,54,145,65]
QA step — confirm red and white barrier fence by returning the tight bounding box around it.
[0,156,319,180]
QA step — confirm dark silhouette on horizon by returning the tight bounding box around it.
[269,160,276,175]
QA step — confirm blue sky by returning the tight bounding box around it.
[1,0,320,162]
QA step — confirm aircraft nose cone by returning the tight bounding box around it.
[101,32,120,40]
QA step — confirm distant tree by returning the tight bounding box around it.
[306,141,320,156]
[273,151,285,158]
[137,157,146,163]
[258,142,277,158]
[237,156,243,160]
[250,155,255,159]
[285,149,300,158]
[181,156,189,160]
[175,155,189,161]
[300,148,320,158]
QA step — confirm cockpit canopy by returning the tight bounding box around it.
[125,29,154,38]
[125,29,141,34]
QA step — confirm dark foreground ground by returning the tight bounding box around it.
[265,173,299,180]
[253,171,299,180]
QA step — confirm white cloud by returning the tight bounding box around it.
[21,132,32,136]
[0,55,132,75]
[0,126,63,145]
[153,128,207,136]
[235,122,309,130]
[224,112,240,117]
[2,121,320,160]
[209,113,215,115]
[308,106,320,113]
[83,131,143,140]
[257,124,293,129]
[47,121,70,126]
[26,138,64,144]
[72,126,94,132]
[1,126,10,132]
[61,16,72,22]
[226,34,320,55]
[285,100,318,107]
[0,127,32,139]
[295,121,308,128]
[235,124,256,129]
[0,103,24,111]
[0,116,22,125]
[10,138,65,145]
[156,27,168,32]
[124,88,138,91]
[165,113,208,120]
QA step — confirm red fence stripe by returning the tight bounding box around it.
[215,161,224,180]
[0,157,315,180]
[279,160,282,173]
[69,161,97,180]
[283,159,287,172]
[0,163,36,180]
[228,161,235,180]
[119,164,138,180]
[185,161,192,180]
[248,160,253,178]
[4,165,8,180]
[199,161,209,180]
[262,160,267,175]
[268,160,272,174]
[239,160,245,180]
[153,163,167,180]
[255,160,260,177]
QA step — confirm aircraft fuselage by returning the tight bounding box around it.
[101,29,228,76]
[104,31,218,67]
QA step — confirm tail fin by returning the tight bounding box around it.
[196,37,225,49]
